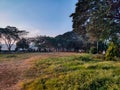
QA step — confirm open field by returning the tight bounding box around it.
[0,52,120,90]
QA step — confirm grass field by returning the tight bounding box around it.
[21,53,120,90]
[0,53,120,90]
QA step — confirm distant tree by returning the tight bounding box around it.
[16,38,29,51]
[0,26,28,51]
[34,36,56,51]
[55,31,85,51]
[34,36,46,50]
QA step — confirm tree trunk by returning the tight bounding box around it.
[8,47,11,52]
[97,41,99,54]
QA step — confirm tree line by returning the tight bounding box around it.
[16,31,87,52]
[0,26,113,54]
[0,27,87,52]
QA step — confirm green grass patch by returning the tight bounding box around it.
[21,54,120,90]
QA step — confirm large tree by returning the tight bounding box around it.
[71,0,120,40]
[0,26,28,51]
[71,0,120,53]
[70,0,91,36]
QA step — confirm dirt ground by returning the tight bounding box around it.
[0,52,77,90]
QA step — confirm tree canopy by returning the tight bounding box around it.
[71,0,120,59]
[71,0,120,43]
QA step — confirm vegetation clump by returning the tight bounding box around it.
[106,42,119,60]
[89,47,97,54]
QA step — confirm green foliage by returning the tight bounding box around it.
[89,47,97,54]
[71,0,120,49]
[105,42,119,60]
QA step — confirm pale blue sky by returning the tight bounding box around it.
[0,0,77,37]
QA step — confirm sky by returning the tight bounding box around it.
[0,0,77,37]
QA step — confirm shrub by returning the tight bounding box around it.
[105,42,119,60]
[89,77,114,90]
[89,47,97,54]
[77,55,92,62]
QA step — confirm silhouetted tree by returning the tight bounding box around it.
[34,36,56,52]
[0,26,28,51]
[16,38,29,51]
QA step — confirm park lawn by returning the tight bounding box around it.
[20,53,120,90]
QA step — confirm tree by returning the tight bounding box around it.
[70,0,91,37]
[55,31,85,52]
[0,26,28,51]
[16,38,29,51]
[34,36,47,50]
[71,0,120,55]
[106,42,119,60]
[70,0,105,53]
[34,36,56,51]
[71,0,120,40]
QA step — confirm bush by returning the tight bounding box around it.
[89,77,114,90]
[89,47,97,54]
[105,42,119,60]
[78,56,92,62]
